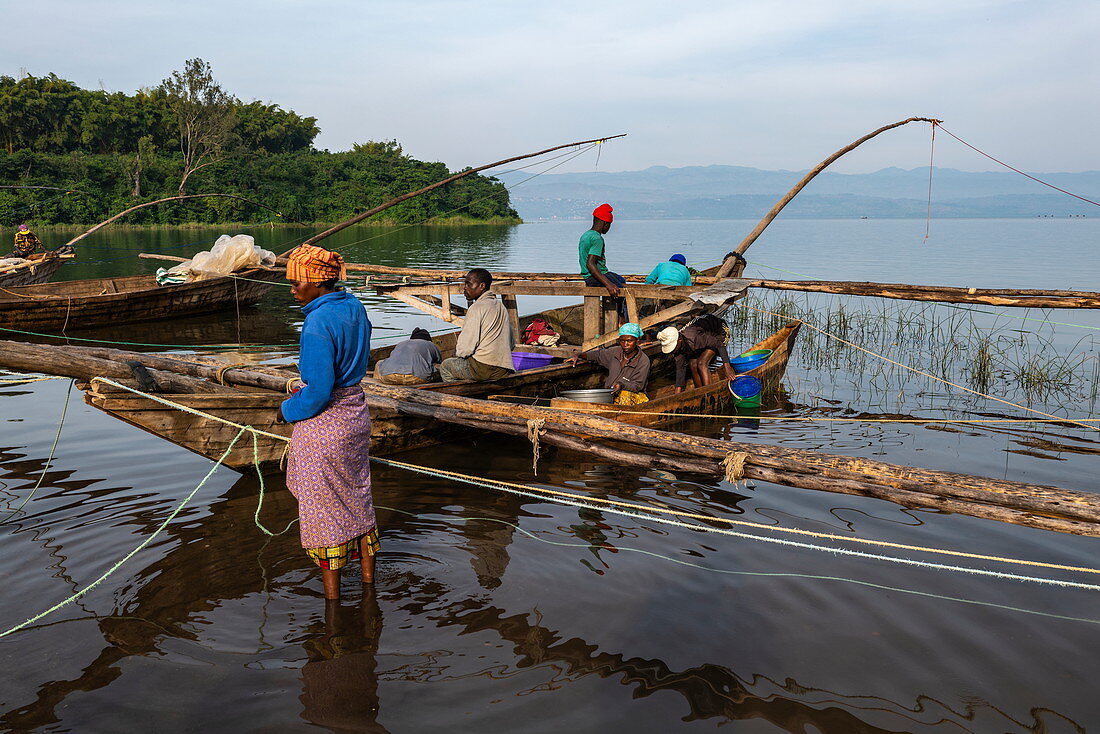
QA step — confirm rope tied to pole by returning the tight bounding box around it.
[527,417,546,475]
[75,379,1100,585]
[215,363,250,385]
[722,451,750,485]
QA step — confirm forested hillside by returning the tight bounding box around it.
[0,64,518,225]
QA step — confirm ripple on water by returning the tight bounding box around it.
[3,220,1100,731]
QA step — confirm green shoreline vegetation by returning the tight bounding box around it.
[0,60,519,228]
[24,215,522,232]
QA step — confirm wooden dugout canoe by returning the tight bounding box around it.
[80,303,750,472]
[0,253,73,288]
[0,267,283,331]
[547,321,801,426]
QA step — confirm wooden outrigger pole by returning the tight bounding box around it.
[287,133,627,254]
[3,339,1100,537]
[714,117,941,278]
[63,193,299,248]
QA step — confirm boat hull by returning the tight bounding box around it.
[0,256,68,288]
[0,269,283,330]
[81,318,799,473]
[547,321,801,426]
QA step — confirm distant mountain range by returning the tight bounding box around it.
[495,165,1100,220]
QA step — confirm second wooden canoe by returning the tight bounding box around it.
[546,321,802,426]
[0,254,73,288]
[0,268,283,331]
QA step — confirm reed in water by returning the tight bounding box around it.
[728,292,1100,413]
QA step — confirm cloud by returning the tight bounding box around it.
[3,0,1096,173]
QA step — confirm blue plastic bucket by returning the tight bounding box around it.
[729,375,762,407]
[731,348,772,374]
[512,351,555,371]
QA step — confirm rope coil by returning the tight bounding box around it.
[526,417,546,475]
[722,451,750,485]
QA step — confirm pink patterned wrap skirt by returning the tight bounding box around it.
[286,386,376,550]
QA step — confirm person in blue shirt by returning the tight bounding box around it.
[645,253,693,286]
[280,244,377,600]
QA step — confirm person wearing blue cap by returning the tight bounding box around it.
[645,254,692,286]
[566,322,651,405]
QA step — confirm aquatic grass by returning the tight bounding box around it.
[727,291,1100,417]
[968,337,995,394]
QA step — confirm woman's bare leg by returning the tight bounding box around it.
[359,535,376,583]
[322,568,341,600]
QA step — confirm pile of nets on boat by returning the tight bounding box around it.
[0,258,29,271]
[155,234,277,285]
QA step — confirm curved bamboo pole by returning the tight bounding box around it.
[715,117,941,277]
[63,194,296,248]
[289,133,627,255]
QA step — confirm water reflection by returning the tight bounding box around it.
[299,593,388,732]
[0,455,1090,733]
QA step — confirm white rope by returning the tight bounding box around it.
[90,377,1100,592]
[373,457,1100,592]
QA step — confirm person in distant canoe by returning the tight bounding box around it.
[373,327,441,384]
[279,244,377,600]
[438,268,515,381]
[579,203,627,325]
[567,322,651,405]
[657,314,736,393]
[9,224,43,259]
[645,253,693,286]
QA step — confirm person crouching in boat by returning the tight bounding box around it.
[374,327,442,384]
[567,322,651,405]
[657,314,736,394]
[280,245,377,600]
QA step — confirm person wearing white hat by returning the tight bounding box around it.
[657,314,736,393]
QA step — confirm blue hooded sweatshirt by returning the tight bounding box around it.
[281,290,372,422]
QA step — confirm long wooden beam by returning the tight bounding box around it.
[140,252,1100,310]
[6,339,1100,536]
[339,262,721,285]
[746,278,1100,308]
[142,252,722,287]
[374,281,698,300]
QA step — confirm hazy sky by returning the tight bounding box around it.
[5,0,1097,175]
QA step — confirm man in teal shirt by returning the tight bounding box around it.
[579,203,626,323]
[645,253,693,286]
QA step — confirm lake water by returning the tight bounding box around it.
[1,218,1098,732]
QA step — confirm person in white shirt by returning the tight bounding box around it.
[439,269,515,381]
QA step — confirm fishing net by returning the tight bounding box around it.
[155,234,276,285]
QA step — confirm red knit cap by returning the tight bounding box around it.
[592,203,614,222]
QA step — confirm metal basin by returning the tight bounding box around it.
[559,388,616,404]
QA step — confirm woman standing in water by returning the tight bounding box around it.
[280,244,376,599]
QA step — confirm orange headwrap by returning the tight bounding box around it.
[286,245,346,283]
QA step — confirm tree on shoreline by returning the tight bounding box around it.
[0,68,518,226]
[159,59,235,195]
